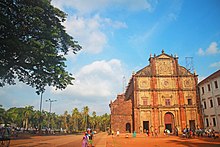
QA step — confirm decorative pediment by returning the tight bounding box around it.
[136,66,152,76]
[157,54,171,59]
[156,58,174,76]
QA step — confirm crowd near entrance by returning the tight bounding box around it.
[143,121,149,132]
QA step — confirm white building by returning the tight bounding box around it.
[198,70,220,132]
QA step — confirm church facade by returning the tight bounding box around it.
[110,51,203,134]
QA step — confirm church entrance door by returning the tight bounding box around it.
[143,121,149,132]
[189,120,195,130]
[164,112,174,133]
[126,123,131,133]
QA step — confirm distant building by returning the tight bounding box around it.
[109,94,132,133]
[198,69,220,132]
[110,50,203,134]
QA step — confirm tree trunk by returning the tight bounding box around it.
[25,118,28,130]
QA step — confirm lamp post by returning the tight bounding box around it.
[45,99,57,129]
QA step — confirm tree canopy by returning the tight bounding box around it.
[0,0,81,94]
[0,105,110,133]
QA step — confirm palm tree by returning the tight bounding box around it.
[90,111,97,130]
[50,112,58,129]
[32,110,41,129]
[82,106,89,130]
[71,108,80,132]
[96,116,102,132]
[102,113,110,132]
[62,111,70,132]
[41,110,49,128]
[23,106,34,130]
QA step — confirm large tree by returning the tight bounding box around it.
[0,0,81,94]
[71,108,80,131]
[0,105,6,124]
[23,105,34,129]
[82,106,89,130]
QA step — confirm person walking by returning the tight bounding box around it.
[154,128,158,137]
[82,135,88,147]
[111,130,114,138]
[116,130,120,136]
[175,126,178,136]
[166,129,170,136]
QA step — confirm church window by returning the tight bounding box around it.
[213,118,216,126]
[217,97,220,106]
[208,84,211,91]
[206,118,209,127]
[210,99,213,108]
[203,101,206,109]
[201,87,204,94]
[187,98,192,105]
[214,81,218,89]
[165,99,170,106]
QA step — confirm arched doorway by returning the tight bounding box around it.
[164,112,175,133]
[126,123,131,133]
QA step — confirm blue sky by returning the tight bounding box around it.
[1,0,220,115]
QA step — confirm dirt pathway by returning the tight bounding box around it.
[106,134,220,147]
[10,132,107,147]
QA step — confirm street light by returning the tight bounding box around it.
[45,99,57,128]
[45,99,57,113]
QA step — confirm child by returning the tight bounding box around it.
[116,130,120,136]
[82,135,88,147]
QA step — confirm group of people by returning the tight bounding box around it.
[111,130,120,137]
[182,127,218,139]
[163,129,171,136]
[182,128,194,138]
[143,128,159,137]
[108,127,219,141]
[82,129,94,147]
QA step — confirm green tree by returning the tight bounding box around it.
[82,106,89,130]
[23,106,34,129]
[50,112,58,129]
[90,111,97,130]
[0,0,81,94]
[101,113,110,132]
[71,108,80,132]
[32,110,41,129]
[61,110,70,132]
[0,105,6,124]
[94,113,110,132]
[6,107,19,125]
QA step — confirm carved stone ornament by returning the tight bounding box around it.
[184,79,191,87]
[163,80,169,87]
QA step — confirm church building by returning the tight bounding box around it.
[109,50,203,134]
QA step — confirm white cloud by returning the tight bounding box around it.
[52,0,153,14]
[198,42,220,56]
[198,48,205,56]
[103,18,127,29]
[207,42,219,54]
[63,14,128,55]
[52,59,124,99]
[210,61,220,68]
[63,15,107,54]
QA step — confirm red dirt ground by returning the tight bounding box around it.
[106,133,220,147]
